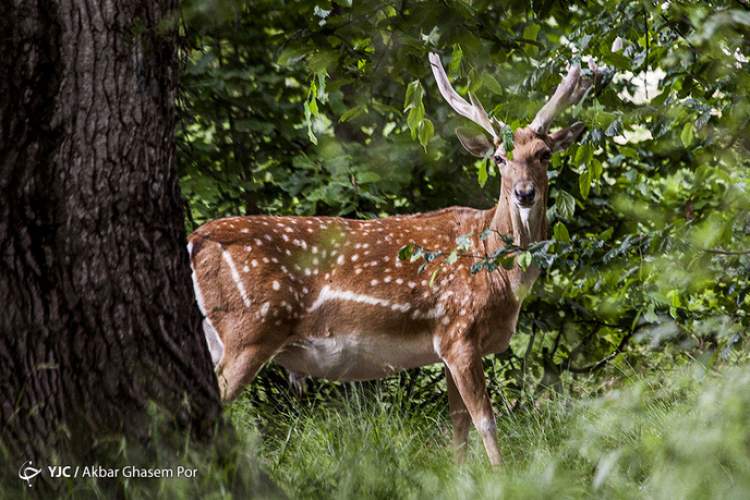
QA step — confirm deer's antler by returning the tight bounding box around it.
[428,52,504,141]
[529,59,605,135]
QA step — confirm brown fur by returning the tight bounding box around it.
[189,126,581,466]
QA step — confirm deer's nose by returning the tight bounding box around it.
[514,183,536,207]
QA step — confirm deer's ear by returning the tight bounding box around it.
[549,122,586,152]
[455,127,494,158]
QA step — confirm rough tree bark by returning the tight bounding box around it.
[0,0,222,466]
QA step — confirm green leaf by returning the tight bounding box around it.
[555,190,576,220]
[418,119,434,150]
[277,47,306,67]
[680,122,694,148]
[590,158,603,181]
[446,250,459,265]
[500,255,515,270]
[339,105,367,123]
[522,23,540,41]
[404,80,423,110]
[579,167,592,199]
[448,44,463,78]
[502,126,514,157]
[481,74,504,95]
[477,159,488,187]
[518,252,532,271]
[553,222,570,243]
[574,144,593,166]
[407,104,424,138]
[356,172,381,184]
[428,268,439,287]
[398,243,415,261]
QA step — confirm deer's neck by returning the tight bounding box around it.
[483,185,546,299]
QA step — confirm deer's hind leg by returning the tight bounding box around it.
[445,365,471,463]
[214,315,290,401]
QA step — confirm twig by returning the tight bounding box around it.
[566,329,636,373]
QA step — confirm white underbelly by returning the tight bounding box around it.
[274,332,441,381]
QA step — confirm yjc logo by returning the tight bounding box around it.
[18,460,42,487]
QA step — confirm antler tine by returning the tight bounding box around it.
[428,52,502,140]
[530,60,604,135]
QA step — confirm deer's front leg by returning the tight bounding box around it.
[442,340,502,466]
[445,364,471,463]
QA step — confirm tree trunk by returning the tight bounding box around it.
[0,0,221,466]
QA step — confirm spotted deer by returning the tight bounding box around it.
[188,52,605,465]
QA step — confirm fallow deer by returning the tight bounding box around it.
[188,52,605,465]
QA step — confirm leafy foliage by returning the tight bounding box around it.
[178,0,750,408]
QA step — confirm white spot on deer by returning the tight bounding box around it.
[422,303,445,320]
[408,281,417,289]
[203,319,224,367]
[396,278,404,285]
[355,269,362,275]
[251,259,258,267]
[254,238,263,246]
[272,281,280,291]
[222,249,251,308]
[243,265,249,273]
[304,268,311,276]
[432,336,442,358]
[260,302,270,317]
[271,257,279,263]
[241,228,249,233]
[370,279,379,286]
[282,234,289,242]
[263,257,270,264]
[337,255,345,265]
[441,316,451,325]
[384,276,392,283]
[244,245,252,252]
[308,286,410,313]
[351,254,359,262]
[264,234,272,241]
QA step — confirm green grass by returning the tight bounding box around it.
[227,362,750,499]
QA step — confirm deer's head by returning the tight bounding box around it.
[429,53,603,240]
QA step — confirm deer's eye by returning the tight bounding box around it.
[539,150,552,162]
[494,155,506,165]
